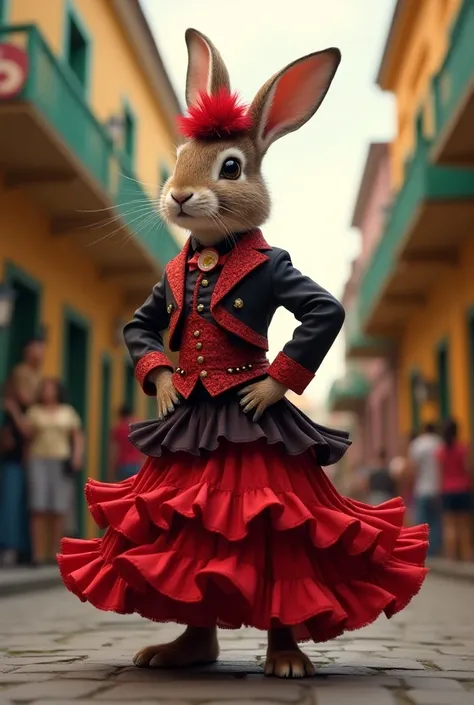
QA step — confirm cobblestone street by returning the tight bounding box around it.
[0,573,474,704]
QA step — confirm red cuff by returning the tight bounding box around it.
[268,351,314,395]
[135,352,173,396]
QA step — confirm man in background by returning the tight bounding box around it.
[11,337,45,405]
[408,423,442,556]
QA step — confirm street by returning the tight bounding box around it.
[0,574,473,704]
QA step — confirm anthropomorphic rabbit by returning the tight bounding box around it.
[58,29,428,678]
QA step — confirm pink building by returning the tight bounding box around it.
[329,143,400,472]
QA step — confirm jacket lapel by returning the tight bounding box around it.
[211,230,270,310]
[166,237,190,312]
[165,237,190,343]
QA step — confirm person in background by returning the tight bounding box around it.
[365,448,398,505]
[109,405,143,482]
[11,337,45,407]
[25,378,84,566]
[0,379,34,567]
[390,431,418,527]
[436,418,473,562]
[408,422,442,557]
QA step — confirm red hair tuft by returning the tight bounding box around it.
[178,89,253,140]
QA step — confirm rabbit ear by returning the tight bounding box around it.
[249,48,341,154]
[185,29,231,107]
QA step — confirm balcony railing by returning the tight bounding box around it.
[358,114,474,329]
[433,0,474,148]
[0,24,180,268]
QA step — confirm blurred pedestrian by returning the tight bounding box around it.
[10,337,45,406]
[109,405,143,482]
[25,378,84,565]
[437,418,473,562]
[365,448,397,505]
[390,431,418,526]
[0,379,34,566]
[408,422,442,556]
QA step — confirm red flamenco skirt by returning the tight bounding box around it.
[58,439,428,642]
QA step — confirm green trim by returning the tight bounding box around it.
[122,96,138,168]
[62,0,92,99]
[61,305,91,539]
[435,338,451,421]
[409,368,421,434]
[0,0,10,23]
[98,353,112,483]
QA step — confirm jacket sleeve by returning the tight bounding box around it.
[267,250,345,394]
[123,274,173,396]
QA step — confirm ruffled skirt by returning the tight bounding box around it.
[58,393,428,642]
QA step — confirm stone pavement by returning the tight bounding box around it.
[0,573,474,704]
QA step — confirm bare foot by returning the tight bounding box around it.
[133,626,219,669]
[264,627,315,678]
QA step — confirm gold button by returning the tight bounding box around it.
[235,367,240,372]
[233,298,244,309]
[197,355,204,364]
[227,368,233,374]
[201,279,209,287]
[167,303,174,314]
[195,342,203,350]
[194,330,200,338]
[200,370,208,378]
[197,304,204,313]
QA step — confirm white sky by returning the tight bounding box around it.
[141,0,397,404]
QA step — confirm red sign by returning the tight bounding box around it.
[0,44,28,99]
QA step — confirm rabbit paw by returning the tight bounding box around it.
[133,626,218,668]
[264,648,316,678]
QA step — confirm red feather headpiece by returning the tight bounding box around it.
[178,89,253,140]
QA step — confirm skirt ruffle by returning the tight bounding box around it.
[58,439,428,642]
[128,396,351,466]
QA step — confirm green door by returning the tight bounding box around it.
[123,358,135,411]
[468,311,474,442]
[0,263,42,398]
[436,340,450,422]
[63,308,89,538]
[99,354,112,482]
[409,370,421,434]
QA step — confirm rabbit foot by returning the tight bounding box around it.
[133,626,219,668]
[264,627,316,678]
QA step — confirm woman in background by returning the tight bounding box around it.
[437,418,473,562]
[25,378,83,565]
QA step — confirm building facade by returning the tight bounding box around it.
[0,0,183,536]
[329,143,399,471]
[337,0,474,451]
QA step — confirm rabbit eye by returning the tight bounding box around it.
[220,158,241,180]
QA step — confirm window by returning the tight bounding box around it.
[410,371,421,434]
[65,5,90,92]
[123,102,136,164]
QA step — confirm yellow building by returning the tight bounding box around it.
[0,0,183,535]
[349,0,474,441]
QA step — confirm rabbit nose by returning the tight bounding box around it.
[171,191,193,205]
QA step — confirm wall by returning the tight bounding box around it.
[398,237,474,440]
[386,0,462,189]
[7,0,177,192]
[0,177,149,535]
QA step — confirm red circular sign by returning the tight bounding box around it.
[0,44,28,100]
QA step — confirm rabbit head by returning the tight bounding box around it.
[160,29,341,246]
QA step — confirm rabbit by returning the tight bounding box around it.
[58,27,428,681]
